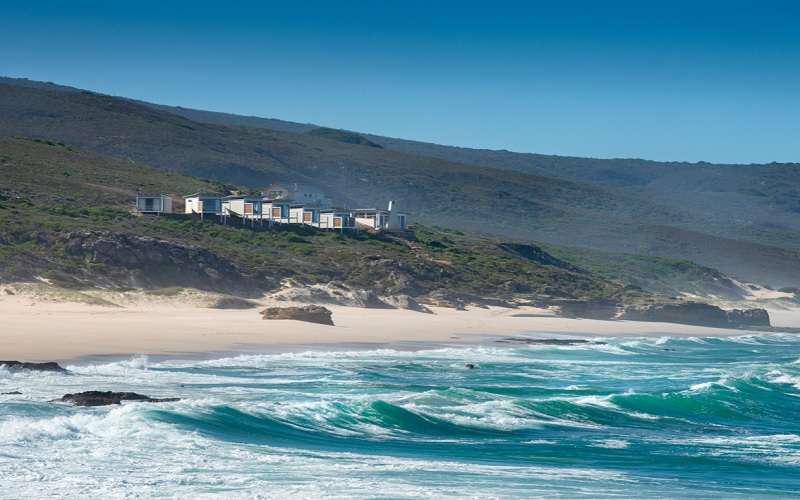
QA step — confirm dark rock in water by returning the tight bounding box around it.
[2,391,22,395]
[58,391,180,406]
[261,305,334,326]
[556,300,619,320]
[209,296,259,309]
[0,361,67,372]
[465,363,477,369]
[726,308,771,327]
[621,303,771,328]
[497,337,605,346]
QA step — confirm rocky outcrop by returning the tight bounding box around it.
[261,305,334,326]
[381,294,433,314]
[209,296,259,309]
[498,243,584,273]
[57,391,180,406]
[725,308,771,327]
[0,361,67,372]
[270,281,438,313]
[556,300,619,320]
[417,290,466,310]
[270,282,392,309]
[620,303,771,328]
[61,230,262,296]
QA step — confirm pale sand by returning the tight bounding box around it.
[1,290,788,362]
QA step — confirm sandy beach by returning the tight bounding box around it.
[3,287,796,362]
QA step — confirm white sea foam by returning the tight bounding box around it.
[591,439,630,449]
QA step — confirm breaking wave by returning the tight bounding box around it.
[2,333,800,497]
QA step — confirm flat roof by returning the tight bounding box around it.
[185,192,223,198]
[351,208,389,213]
[222,195,261,200]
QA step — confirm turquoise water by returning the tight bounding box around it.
[2,334,800,498]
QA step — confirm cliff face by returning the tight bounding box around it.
[62,231,263,297]
[620,302,770,328]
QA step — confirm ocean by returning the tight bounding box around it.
[2,334,800,498]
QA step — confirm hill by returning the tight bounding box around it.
[0,137,643,305]
[1,76,799,287]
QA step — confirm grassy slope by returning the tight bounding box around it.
[542,244,748,300]
[0,137,636,303]
[138,87,800,250]
[2,78,799,287]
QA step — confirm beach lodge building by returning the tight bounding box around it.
[222,195,262,218]
[185,193,223,215]
[352,201,407,231]
[136,183,406,232]
[135,194,173,214]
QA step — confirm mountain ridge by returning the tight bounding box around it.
[1,76,798,287]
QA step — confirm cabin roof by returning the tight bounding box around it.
[222,195,261,201]
[351,208,389,214]
[185,192,222,199]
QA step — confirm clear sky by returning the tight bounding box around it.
[1,0,798,163]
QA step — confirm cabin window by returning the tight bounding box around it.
[244,203,254,215]
[272,207,282,218]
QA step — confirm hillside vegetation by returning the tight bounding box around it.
[0,137,643,304]
[1,76,799,287]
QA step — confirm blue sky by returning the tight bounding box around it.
[1,0,798,163]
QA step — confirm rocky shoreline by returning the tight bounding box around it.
[265,282,772,330]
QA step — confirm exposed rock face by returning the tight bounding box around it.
[381,294,433,314]
[418,290,466,310]
[360,256,438,296]
[209,296,259,309]
[498,243,584,273]
[0,361,67,372]
[726,308,771,327]
[261,305,334,326]
[621,302,728,327]
[620,303,771,328]
[58,391,180,406]
[270,282,435,313]
[270,282,392,309]
[556,300,619,320]
[62,230,261,296]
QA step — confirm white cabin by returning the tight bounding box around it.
[351,201,407,232]
[184,193,223,215]
[301,207,321,227]
[289,205,306,224]
[319,210,354,230]
[135,194,173,214]
[222,195,262,219]
[262,200,292,223]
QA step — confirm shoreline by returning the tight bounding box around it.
[4,291,799,363]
